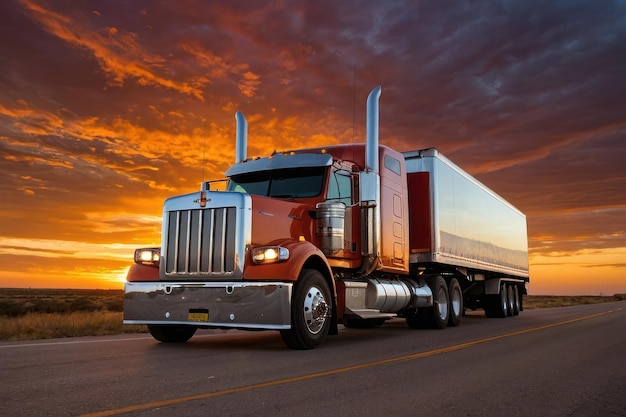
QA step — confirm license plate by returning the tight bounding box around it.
[188,310,209,322]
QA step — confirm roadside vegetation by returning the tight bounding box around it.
[523,294,625,309]
[0,288,147,341]
[0,289,624,341]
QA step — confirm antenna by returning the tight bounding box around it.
[202,120,207,183]
[352,67,356,161]
[352,68,357,143]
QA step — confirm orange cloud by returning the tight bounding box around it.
[180,42,261,98]
[19,0,207,100]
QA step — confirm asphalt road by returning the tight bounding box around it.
[1,302,625,417]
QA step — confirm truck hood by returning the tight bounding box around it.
[249,195,315,247]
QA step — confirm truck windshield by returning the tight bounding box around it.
[228,166,326,198]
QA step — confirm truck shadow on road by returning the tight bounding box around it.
[145,315,491,352]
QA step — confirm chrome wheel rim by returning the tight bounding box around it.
[437,289,448,321]
[450,286,462,317]
[303,285,329,334]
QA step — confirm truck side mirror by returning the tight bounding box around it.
[359,171,379,204]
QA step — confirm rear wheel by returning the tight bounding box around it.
[448,278,463,327]
[406,276,449,329]
[148,325,197,343]
[484,282,509,318]
[280,269,332,349]
[512,285,520,316]
[507,284,515,316]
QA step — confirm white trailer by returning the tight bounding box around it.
[404,148,529,317]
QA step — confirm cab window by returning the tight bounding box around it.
[327,170,352,205]
[228,166,326,198]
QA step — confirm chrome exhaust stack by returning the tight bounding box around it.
[359,86,382,273]
[235,111,248,163]
[365,86,381,173]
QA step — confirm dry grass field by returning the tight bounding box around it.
[523,294,625,309]
[0,288,624,341]
[0,288,147,341]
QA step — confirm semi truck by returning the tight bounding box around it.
[124,86,529,349]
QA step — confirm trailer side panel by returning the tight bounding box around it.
[404,148,529,279]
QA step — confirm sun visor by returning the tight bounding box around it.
[225,153,333,177]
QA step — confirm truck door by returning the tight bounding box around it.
[327,167,360,263]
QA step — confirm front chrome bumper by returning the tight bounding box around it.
[124,281,293,330]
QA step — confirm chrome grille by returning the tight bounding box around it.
[164,207,237,276]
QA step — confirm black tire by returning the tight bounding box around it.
[148,325,197,343]
[506,284,515,317]
[512,285,520,316]
[280,269,332,349]
[448,278,463,327]
[430,276,450,329]
[407,276,449,329]
[484,283,509,318]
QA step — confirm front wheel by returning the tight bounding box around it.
[148,325,197,343]
[280,269,332,349]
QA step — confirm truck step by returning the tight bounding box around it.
[345,309,397,320]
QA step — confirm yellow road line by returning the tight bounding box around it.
[80,307,622,417]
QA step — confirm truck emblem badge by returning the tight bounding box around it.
[194,191,210,207]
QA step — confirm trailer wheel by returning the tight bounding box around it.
[512,285,520,316]
[448,278,463,327]
[485,283,509,318]
[280,269,331,350]
[148,325,197,343]
[507,285,515,316]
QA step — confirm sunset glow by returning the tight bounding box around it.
[1,1,625,295]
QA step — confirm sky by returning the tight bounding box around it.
[1,0,625,295]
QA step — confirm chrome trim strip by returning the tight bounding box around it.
[124,320,289,330]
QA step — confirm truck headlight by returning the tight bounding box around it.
[251,246,289,263]
[134,248,160,266]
